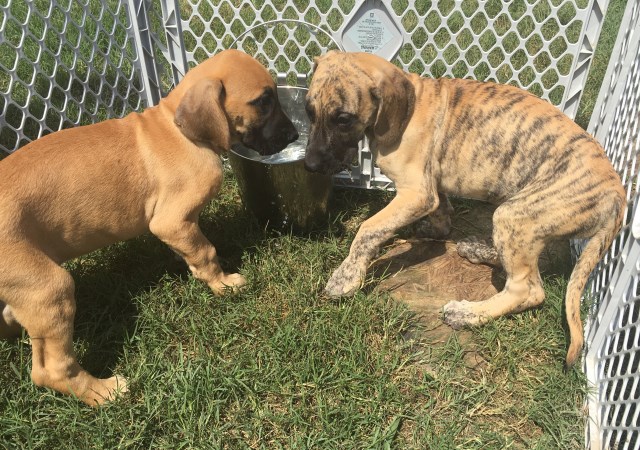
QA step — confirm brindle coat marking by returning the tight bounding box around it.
[304,51,625,368]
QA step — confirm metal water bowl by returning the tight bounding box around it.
[229,86,332,232]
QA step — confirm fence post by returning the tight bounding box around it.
[582,1,640,448]
[562,0,610,119]
[159,0,189,85]
[128,0,163,106]
[589,1,640,140]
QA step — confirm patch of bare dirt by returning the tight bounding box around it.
[373,200,572,367]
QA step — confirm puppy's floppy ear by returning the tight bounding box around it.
[312,54,326,73]
[174,78,229,152]
[370,67,415,149]
[312,50,340,72]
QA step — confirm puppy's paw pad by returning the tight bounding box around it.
[413,217,450,239]
[224,273,247,289]
[324,279,358,298]
[110,375,129,395]
[442,300,481,329]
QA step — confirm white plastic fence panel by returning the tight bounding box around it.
[0,0,146,153]
[582,0,640,448]
[0,0,616,190]
[172,0,612,188]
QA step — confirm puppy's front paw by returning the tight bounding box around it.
[211,273,246,295]
[83,374,128,407]
[442,300,483,329]
[324,262,365,298]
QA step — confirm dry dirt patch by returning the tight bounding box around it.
[372,200,572,367]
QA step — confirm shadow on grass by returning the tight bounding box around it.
[58,182,384,377]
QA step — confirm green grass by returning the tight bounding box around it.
[0,0,629,447]
[0,169,588,448]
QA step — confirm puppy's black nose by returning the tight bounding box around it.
[304,157,322,173]
[304,161,318,172]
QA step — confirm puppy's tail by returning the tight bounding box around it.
[564,196,625,369]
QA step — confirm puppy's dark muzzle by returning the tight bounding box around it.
[267,126,298,154]
[304,159,322,173]
[285,128,299,144]
[305,142,359,175]
[252,117,299,155]
[304,148,335,174]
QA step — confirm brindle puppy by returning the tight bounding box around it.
[304,51,625,368]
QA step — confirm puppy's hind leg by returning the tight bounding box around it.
[443,202,546,327]
[2,250,126,405]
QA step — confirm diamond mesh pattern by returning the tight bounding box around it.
[172,0,608,188]
[595,281,640,450]
[582,1,640,448]
[584,49,640,341]
[0,0,144,153]
[176,0,601,115]
[179,1,344,87]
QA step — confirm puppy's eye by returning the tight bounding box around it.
[305,102,316,121]
[250,92,274,111]
[335,113,354,128]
